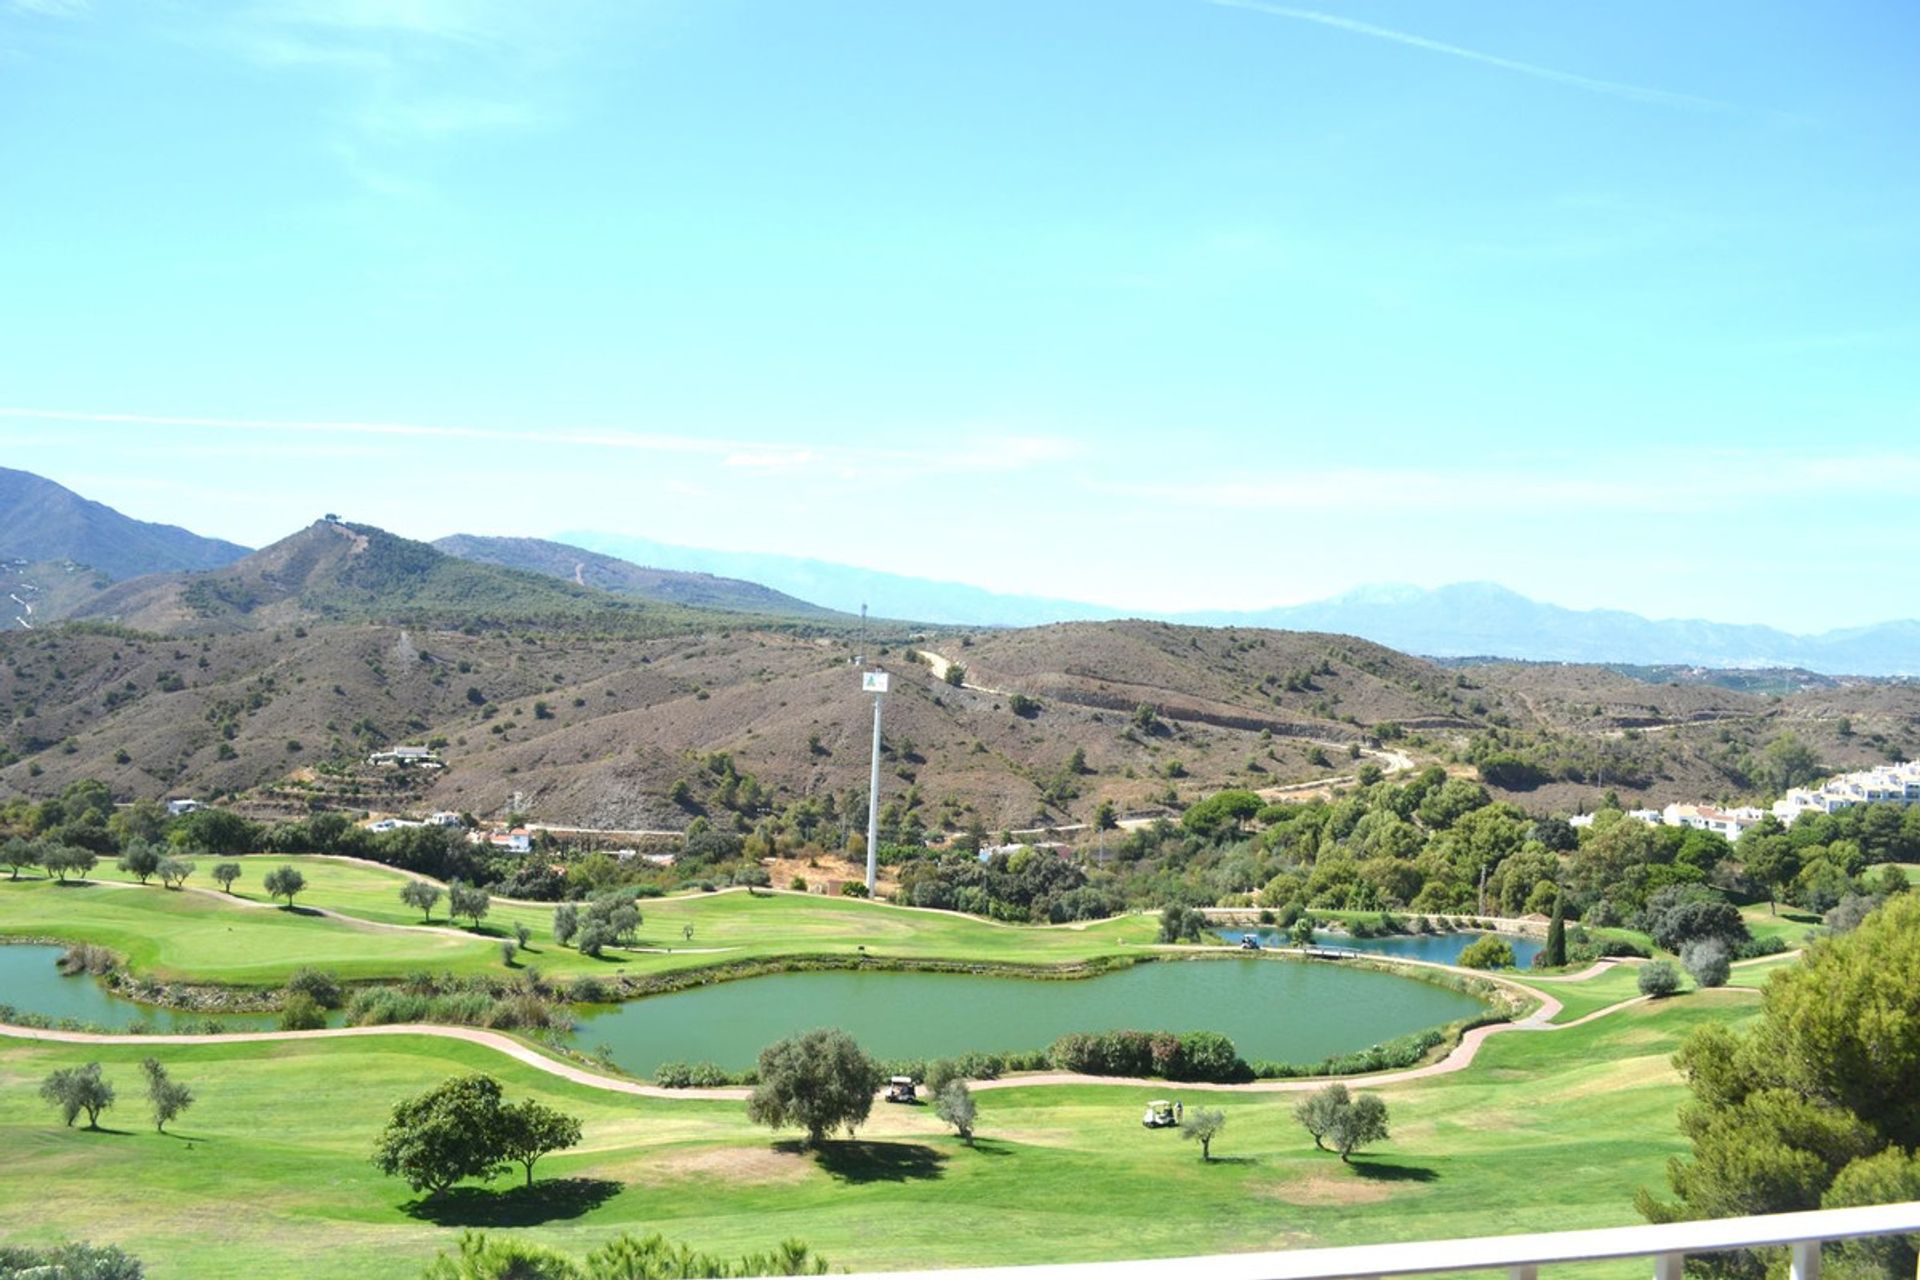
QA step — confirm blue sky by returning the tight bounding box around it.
[2,0,1916,631]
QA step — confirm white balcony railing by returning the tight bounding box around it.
[822,1202,1920,1280]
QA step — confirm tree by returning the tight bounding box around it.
[1296,1084,1388,1161]
[372,1074,512,1197]
[263,864,306,907]
[1158,903,1205,944]
[117,841,162,884]
[1681,938,1731,989]
[1180,1106,1227,1160]
[156,856,194,889]
[141,1058,194,1133]
[1640,894,1920,1274]
[4,836,43,880]
[746,1028,877,1148]
[44,845,98,883]
[933,1080,976,1144]
[1457,936,1516,969]
[40,1062,114,1129]
[211,861,242,893]
[1295,1083,1349,1151]
[1328,1093,1390,1162]
[1181,790,1263,840]
[496,1098,583,1187]
[1758,733,1823,794]
[1638,960,1682,998]
[552,903,579,947]
[1741,835,1800,915]
[400,879,444,922]
[514,922,532,950]
[1289,916,1315,947]
[1541,892,1567,968]
[449,881,491,929]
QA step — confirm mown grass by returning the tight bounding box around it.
[0,858,1162,987]
[0,991,1759,1279]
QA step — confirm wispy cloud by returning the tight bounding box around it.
[0,407,1082,483]
[1204,0,1726,111]
[1092,452,1920,516]
[196,0,591,191]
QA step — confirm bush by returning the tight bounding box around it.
[1680,938,1731,989]
[1457,936,1516,969]
[285,967,344,1010]
[278,993,327,1031]
[1637,960,1682,998]
[0,1241,144,1279]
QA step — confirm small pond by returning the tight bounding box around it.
[1214,927,1543,969]
[568,956,1487,1076]
[0,945,285,1032]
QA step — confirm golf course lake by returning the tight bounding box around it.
[0,944,283,1031]
[568,956,1488,1075]
[1216,927,1544,969]
[0,945,1490,1078]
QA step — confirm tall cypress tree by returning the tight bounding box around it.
[1543,890,1567,968]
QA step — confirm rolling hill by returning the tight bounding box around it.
[65,520,755,637]
[433,534,841,619]
[0,467,249,581]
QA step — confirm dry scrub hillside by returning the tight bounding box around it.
[3,614,1915,833]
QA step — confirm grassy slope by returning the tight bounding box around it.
[0,858,1161,986]
[0,994,1758,1279]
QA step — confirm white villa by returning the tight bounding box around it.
[1773,760,1920,823]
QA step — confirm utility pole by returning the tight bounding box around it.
[862,669,889,896]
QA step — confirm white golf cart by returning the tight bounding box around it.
[885,1075,918,1104]
[1142,1099,1176,1129]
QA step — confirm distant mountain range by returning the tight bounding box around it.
[0,468,1913,675]
[1178,583,1920,678]
[432,535,842,619]
[0,467,248,579]
[560,531,1920,677]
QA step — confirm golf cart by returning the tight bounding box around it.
[1142,1099,1176,1129]
[885,1075,918,1104]
[1239,933,1261,950]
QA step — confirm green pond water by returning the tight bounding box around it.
[568,957,1488,1075]
[0,945,1488,1078]
[0,944,284,1031]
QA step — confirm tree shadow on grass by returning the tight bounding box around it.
[403,1177,624,1227]
[778,1139,946,1184]
[956,1137,1015,1158]
[1349,1159,1437,1183]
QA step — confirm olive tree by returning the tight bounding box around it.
[400,879,443,922]
[448,881,491,929]
[1157,904,1205,944]
[1296,1083,1389,1162]
[40,1062,115,1129]
[117,841,163,884]
[211,861,242,892]
[4,836,42,879]
[141,1058,194,1133]
[263,864,306,907]
[933,1080,977,1144]
[1681,938,1731,990]
[552,903,579,947]
[1180,1106,1227,1160]
[156,856,194,890]
[746,1028,877,1148]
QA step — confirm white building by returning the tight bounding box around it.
[1772,760,1920,824]
[367,745,443,768]
[165,798,202,817]
[426,812,465,828]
